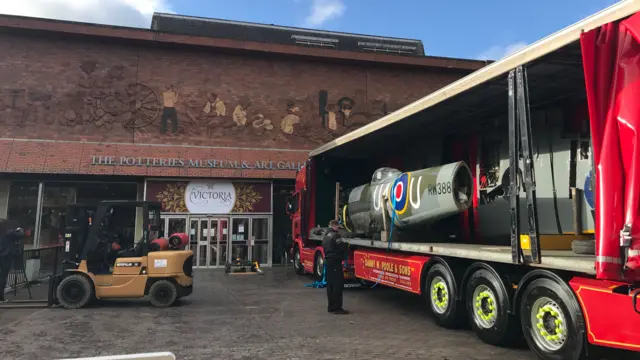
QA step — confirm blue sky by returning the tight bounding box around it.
[1,0,621,60]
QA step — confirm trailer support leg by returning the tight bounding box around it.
[515,66,541,264]
[507,70,522,264]
[507,66,541,265]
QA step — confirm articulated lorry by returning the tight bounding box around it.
[287,2,640,360]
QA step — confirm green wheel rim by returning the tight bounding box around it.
[472,285,498,329]
[430,276,449,314]
[530,296,567,352]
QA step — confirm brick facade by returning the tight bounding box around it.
[0,23,479,179]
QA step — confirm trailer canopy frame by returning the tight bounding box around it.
[309,0,640,160]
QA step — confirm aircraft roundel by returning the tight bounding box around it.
[392,173,410,215]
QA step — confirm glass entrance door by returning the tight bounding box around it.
[251,217,270,266]
[189,217,229,268]
[218,218,229,266]
[180,215,270,267]
[189,218,201,266]
[227,216,271,266]
[164,217,186,238]
[230,217,250,263]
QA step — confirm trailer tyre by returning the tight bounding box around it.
[293,246,304,275]
[314,252,324,279]
[425,264,464,328]
[466,269,520,346]
[520,278,586,360]
[56,274,94,309]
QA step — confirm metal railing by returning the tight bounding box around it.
[3,244,63,294]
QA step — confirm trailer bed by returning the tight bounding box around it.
[346,239,596,275]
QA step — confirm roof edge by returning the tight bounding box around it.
[152,12,424,44]
[0,13,487,71]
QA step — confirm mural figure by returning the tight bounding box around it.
[280,101,301,135]
[337,97,354,126]
[251,113,274,131]
[161,84,180,134]
[203,92,226,117]
[233,97,250,127]
[325,103,339,131]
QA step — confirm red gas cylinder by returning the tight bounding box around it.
[168,232,189,249]
[149,233,189,251]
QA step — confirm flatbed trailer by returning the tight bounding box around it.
[346,239,595,274]
[287,2,640,360]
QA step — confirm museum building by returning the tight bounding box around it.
[0,12,486,268]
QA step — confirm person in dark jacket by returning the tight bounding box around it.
[0,220,23,302]
[322,220,349,314]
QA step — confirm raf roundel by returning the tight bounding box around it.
[391,173,410,215]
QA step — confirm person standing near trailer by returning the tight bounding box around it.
[0,220,23,302]
[322,220,349,314]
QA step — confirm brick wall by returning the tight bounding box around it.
[0,31,471,178]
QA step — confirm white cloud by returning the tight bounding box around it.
[304,0,346,27]
[477,41,528,61]
[0,0,173,28]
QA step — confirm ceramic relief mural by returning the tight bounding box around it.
[0,60,403,149]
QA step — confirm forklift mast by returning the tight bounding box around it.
[62,201,161,267]
[62,204,96,268]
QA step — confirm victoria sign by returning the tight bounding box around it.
[90,155,303,171]
[185,181,236,214]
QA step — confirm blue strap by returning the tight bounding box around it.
[304,264,327,288]
[369,190,398,289]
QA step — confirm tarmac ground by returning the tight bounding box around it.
[1,267,638,360]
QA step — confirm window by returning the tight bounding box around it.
[4,180,139,248]
[6,181,40,247]
[291,34,338,48]
[357,41,417,55]
[40,184,76,246]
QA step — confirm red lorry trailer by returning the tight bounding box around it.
[287,2,640,360]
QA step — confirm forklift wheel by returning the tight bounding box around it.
[56,274,94,309]
[149,280,178,308]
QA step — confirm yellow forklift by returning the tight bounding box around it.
[56,200,193,309]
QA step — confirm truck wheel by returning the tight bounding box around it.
[520,278,586,360]
[149,280,178,308]
[466,269,520,345]
[293,246,304,275]
[56,274,94,309]
[314,252,324,279]
[571,240,595,255]
[425,264,464,328]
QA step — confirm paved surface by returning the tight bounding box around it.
[0,268,638,360]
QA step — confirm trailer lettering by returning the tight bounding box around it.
[364,259,375,268]
[362,257,413,276]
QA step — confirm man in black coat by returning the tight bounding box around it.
[0,220,23,302]
[322,220,349,314]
